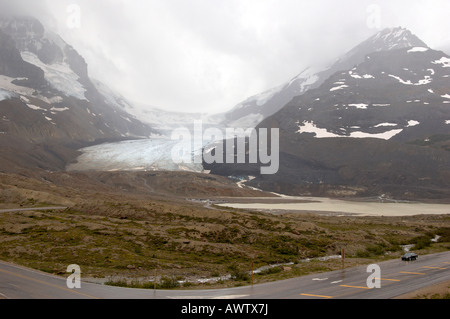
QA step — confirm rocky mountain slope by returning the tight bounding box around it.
[206,28,450,200]
[266,46,450,142]
[0,16,156,171]
[222,27,429,128]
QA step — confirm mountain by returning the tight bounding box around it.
[0,16,156,171]
[92,78,227,137]
[222,27,429,128]
[266,45,450,142]
[206,28,450,200]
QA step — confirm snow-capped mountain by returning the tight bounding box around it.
[206,28,450,200]
[0,15,158,171]
[0,16,155,145]
[92,78,225,135]
[222,27,429,128]
[269,46,450,142]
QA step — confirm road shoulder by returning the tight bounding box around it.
[393,279,450,299]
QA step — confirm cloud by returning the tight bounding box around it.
[0,0,48,17]
[1,0,450,114]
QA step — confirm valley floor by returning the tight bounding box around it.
[0,170,448,290]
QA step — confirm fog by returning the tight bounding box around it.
[1,0,449,114]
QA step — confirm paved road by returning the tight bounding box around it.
[0,251,449,299]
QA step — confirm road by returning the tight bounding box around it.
[0,207,67,213]
[0,251,449,299]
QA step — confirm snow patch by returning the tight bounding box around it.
[296,121,340,138]
[349,103,368,109]
[374,122,397,127]
[40,96,64,104]
[348,71,373,79]
[388,73,432,86]
[50,106,69,112]
[407,47,428,53]
[20,96,30,103]
[20,51,87,100]
[296,121,403,140]
[350,73,362,79]
[27,104,45,111]
[406,120,420,127]
[432,56,450,68]
[330,85,348,92]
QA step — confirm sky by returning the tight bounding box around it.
[1,0,450,114]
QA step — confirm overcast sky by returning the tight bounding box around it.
[1,0,450,114]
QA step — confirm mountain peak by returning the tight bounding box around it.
[369,26,428,50]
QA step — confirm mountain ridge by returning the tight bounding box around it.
[205,28,450,200]
[221,26,434,129]
[0,15,156,171]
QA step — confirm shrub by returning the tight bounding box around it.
[411,235,431,250]
[227,263,250,282]
[257,266,283,276]
[157,276,180,289]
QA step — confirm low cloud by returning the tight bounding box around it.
[1,0,449,114]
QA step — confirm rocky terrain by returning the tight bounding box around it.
[221,27,430,128]
[0,16,156,172]
[0,14,448,292]
[207,28,450,200]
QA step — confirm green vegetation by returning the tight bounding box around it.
[0,205,449,289]
[0,171,449,289]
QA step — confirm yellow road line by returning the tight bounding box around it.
[300,293,333,299]
[340,284,371,289]
[0,268,99,299]
[423,266,447,270]
[400,271,425,275]
[375,277,401,282]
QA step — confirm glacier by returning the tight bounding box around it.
[67,138,205,172]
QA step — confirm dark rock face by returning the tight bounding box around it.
[222,27,430,128]
[0,15,156,171]
[268,47,450,142]
[207,29,450,199]
[0,28,45,84]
